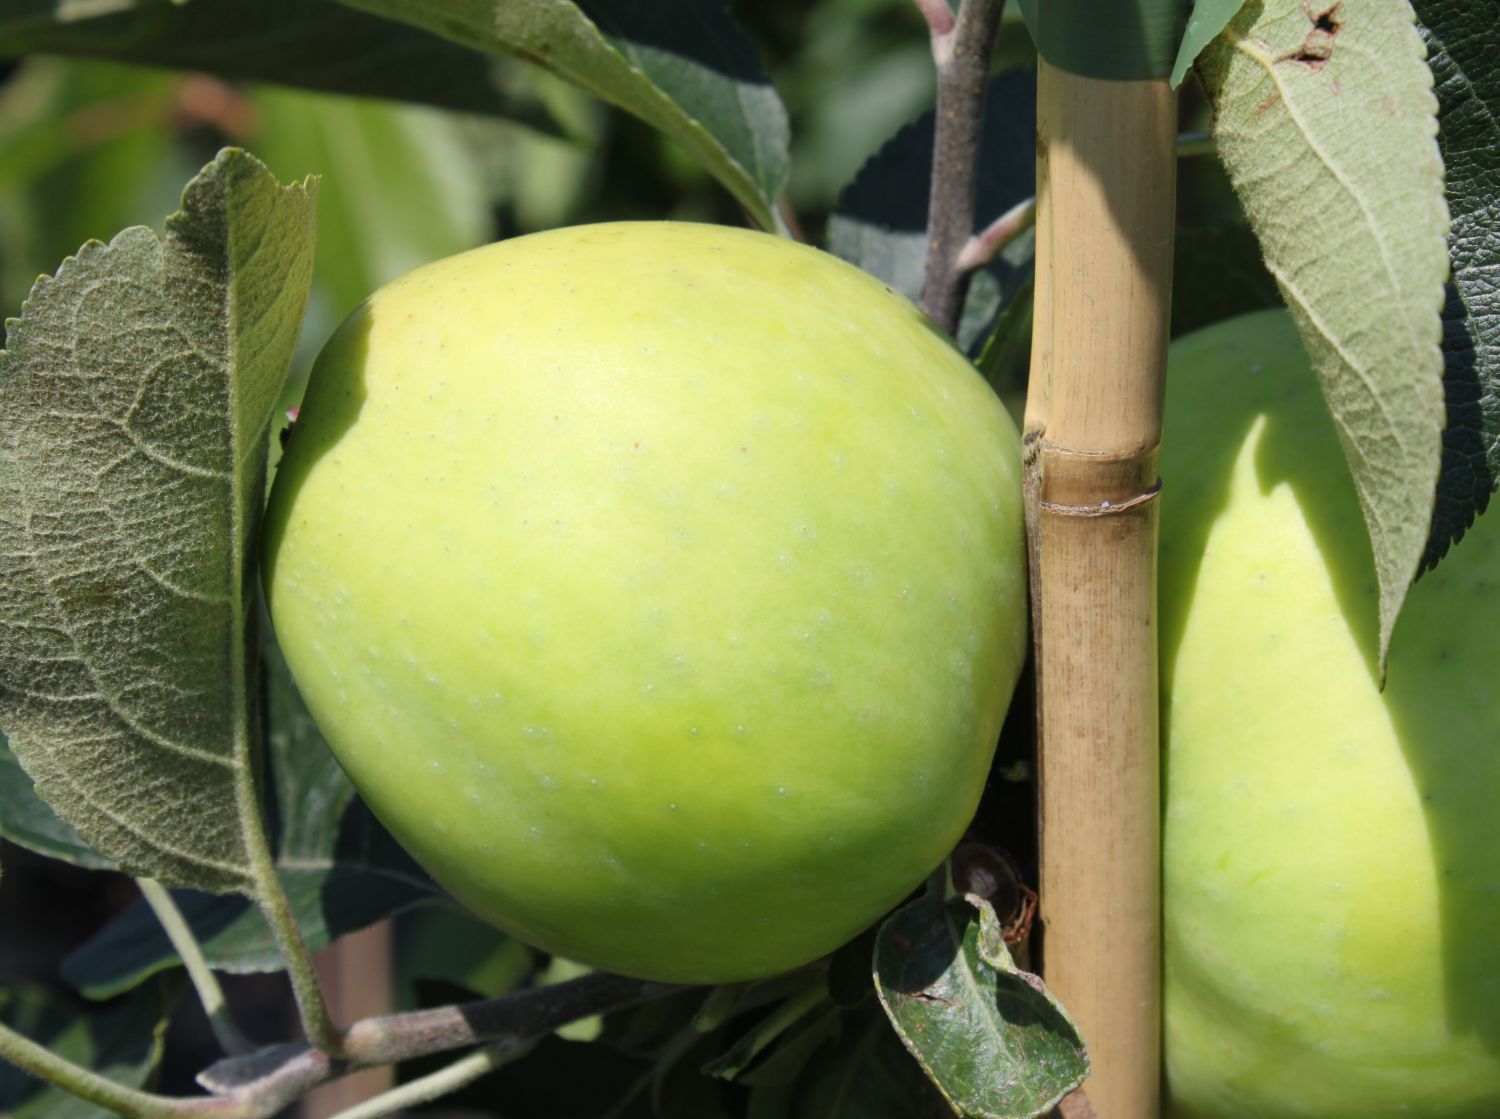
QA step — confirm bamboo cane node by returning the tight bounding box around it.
[1039,480,1161,518]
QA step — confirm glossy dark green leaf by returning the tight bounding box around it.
[0,149,315,893]
[0,0,560,134]
[874,872,1088,1119]
[827,71,1035,355]
[702,979,829,1081]
[336,0,790,229]
[1414,0,1500,571]
[0,980,173,1119]
[756,1009,941,1119]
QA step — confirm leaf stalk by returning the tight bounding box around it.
[138,878,252,1056]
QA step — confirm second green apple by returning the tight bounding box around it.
[1162,311,1500,1118]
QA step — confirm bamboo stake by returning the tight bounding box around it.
[1026,60,1176,1119]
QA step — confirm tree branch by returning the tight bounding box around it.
[196,971,683,1116]
[919,0,1006,335]
[0,970,681,1119]
[342,970,679,1065]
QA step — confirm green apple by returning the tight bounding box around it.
[1162,310,1500,1117]
[262,222,1027,984]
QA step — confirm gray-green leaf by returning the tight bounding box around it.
[0,0,561,134]
[1414,0,1500,571]
[334,0,790,230]
[0,149,316,893]
[1200,0,1449,663]
[0,729,115,870]
[874,872,1088,1119]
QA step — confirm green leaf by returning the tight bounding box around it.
[395,907,532,1008]
[976,277,1034,399]
[0,980,173,1119]
[0,149,316,892]
[736,1008,843,1090]
[827,71,1036,355]
[0,730,115,869]
[63,859,444,998]
[0,62,186,322]
[1169,221,1281,338]
[1414,0,1500,570]
[0,0,562,134]
[61,642,448,998]
[1016,0,1189,80]
[762,1009,944,1119]
[701,979,829,1081]
[334,0,790,230]
[479,1032,726,1119]
[1170,0,1248,88]
[874,871,1088,1119]
[1200,0,1449,663]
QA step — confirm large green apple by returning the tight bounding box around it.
[262,222,1027,984]
[1162,310,1500,1117]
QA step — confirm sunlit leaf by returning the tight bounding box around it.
[1201,0,1449,662]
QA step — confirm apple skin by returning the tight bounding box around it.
[1162,310,1500,1117]
[262,222,1027,984]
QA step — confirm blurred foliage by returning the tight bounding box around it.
[0,0,958,353]
[0,0,1250,364]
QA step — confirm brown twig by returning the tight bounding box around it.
[0,971,682,1119]
[203,971,681,1115]
[917,0,1006,335]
